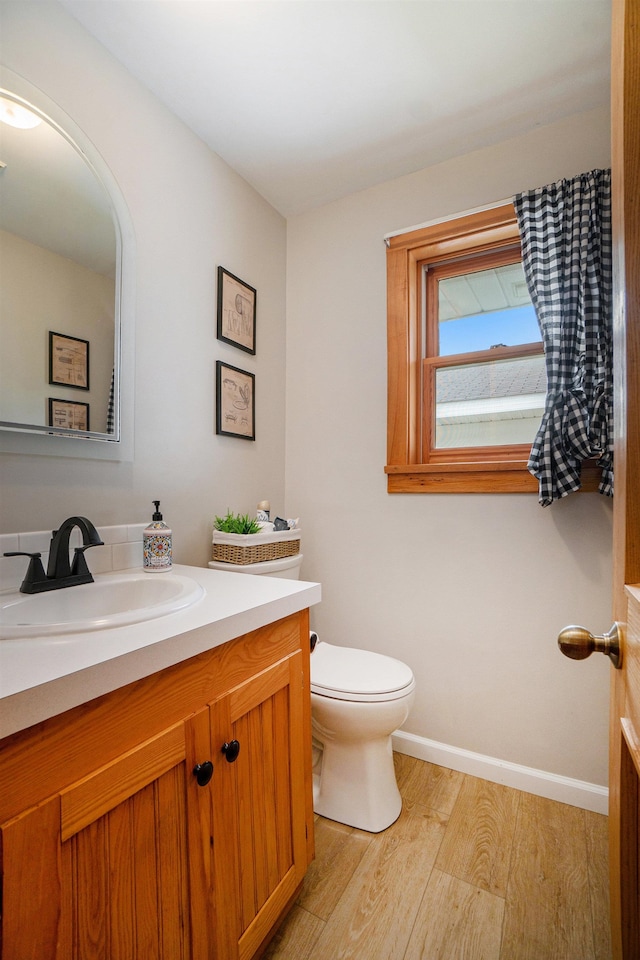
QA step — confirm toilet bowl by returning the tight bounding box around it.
[310,640,415,833]
[207,550,415,832]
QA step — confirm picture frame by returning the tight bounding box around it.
[48,398,90,431]
[49,331,90,390]
[217,266,256,355]
[216,360,255,440]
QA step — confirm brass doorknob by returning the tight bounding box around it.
[557,623,622,669]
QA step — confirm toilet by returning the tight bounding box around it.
[310,639,415,833]
[208,551,416,832]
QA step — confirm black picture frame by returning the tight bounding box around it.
[216,360,255,440]
[216,266,257,355]
[49,331,90,391]
[48,398,90,431]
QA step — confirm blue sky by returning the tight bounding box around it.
[439,305,540,356]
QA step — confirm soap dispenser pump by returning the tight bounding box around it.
[143,500,172,572]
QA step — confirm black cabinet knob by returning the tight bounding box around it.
[221,739,240,763]
[193,760,214,786]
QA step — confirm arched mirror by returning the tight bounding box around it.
[0,71,132,457]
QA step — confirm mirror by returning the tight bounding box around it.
[0,76,130,452]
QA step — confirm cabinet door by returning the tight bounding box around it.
[0,710,212,960]
[210,651,308,960]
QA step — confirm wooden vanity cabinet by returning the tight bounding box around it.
[0,610,314,960]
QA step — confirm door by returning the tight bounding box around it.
[610,1,640,957]
[0,713,212,960]
[560,3,639,954]
[209,651,308,960]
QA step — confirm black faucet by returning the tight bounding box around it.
[4,517,104,594]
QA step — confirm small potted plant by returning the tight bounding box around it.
[213,511,262,535]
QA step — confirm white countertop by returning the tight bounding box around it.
[0,564,321,739]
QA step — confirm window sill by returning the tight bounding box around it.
[384,461,604,494]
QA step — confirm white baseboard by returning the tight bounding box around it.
[392,730,608,815]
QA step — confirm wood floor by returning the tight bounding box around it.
[264,754,611,960]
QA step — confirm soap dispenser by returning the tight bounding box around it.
[143,501,172,572]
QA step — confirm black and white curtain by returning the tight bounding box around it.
[513,168,613,506]
[106,368,115,434]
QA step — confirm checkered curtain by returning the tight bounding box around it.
[513,169,613,506]
[106,368,115,434]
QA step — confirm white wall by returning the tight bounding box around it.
[0,2,287,563]
[286,108,613,787]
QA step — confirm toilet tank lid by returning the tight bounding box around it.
[310,641,414,697]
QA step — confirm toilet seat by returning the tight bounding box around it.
[310,641,415,702]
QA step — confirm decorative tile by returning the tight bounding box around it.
[113,540,141,571]
[87,544,113,575]
[97,525,129,545]
[0,533,19,555]
[19,530,52,554]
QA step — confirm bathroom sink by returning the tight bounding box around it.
[0,572,205,638]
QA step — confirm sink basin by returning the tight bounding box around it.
[0,572,205,638]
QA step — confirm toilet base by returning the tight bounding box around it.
[312,734,402,833]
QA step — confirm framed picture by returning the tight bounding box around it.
[48,398,90,431]
[217,266,256,355]
[216,361,255,440]
[49,331,90,390]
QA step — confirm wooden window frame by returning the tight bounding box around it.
[385,203,600,494]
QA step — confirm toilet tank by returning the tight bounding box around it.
[208,553,303,579]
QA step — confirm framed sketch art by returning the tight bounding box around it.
[217,266,256,355]
[216,361,255,440]
[48,398,90,431]
[49,331,90,390]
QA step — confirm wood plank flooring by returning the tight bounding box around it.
[264,754,611,960]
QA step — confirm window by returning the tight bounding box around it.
[385,204,600,493]
[427,249,544,454]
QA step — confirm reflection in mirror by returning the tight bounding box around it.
[0,89,120,441]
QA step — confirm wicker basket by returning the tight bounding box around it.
[212,529,301,565]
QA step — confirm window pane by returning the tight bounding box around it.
[438,262,539,356]
[435,355,546,449]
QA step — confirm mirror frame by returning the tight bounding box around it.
[0,67,134,461]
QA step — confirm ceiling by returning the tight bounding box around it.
[59,0,611,218]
